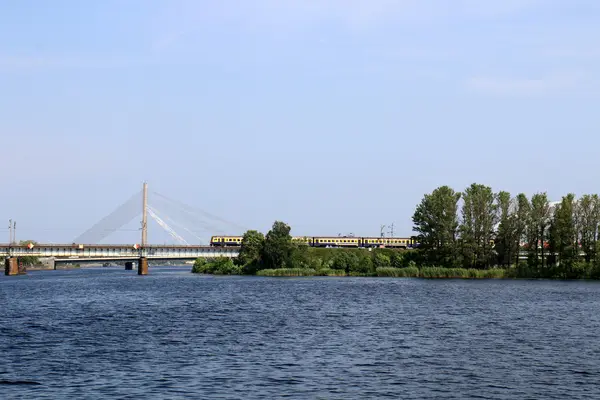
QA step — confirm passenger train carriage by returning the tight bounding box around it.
[210,235,418,249]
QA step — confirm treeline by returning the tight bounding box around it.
[192,184,600,280]
[192,221,419,276]
[412,183,600,278]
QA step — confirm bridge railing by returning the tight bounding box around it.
[0,244,240,258]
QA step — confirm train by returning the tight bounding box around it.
[210,235,419,249]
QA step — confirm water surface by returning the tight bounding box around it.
[1,267,600,399]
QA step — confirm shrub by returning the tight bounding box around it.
[331,252,359,272]
[192,257,241,275]
[373,253,391,269]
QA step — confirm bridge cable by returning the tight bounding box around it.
[147,205,189,245]
[148,193,237,236]
[73,190,142,244]
[151,191,248,232]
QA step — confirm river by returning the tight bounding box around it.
[1,267,600,399]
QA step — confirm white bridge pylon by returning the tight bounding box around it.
[146,205,189,245]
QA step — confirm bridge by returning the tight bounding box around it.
[4,183,241,275]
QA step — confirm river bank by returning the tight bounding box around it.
[195,264,600,280]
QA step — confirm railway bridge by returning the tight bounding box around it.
[2,244,239,271]
[4,183,242,276]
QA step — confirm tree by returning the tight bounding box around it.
[514,193,531,266]
[576,194,600,263]
[527,193,551,268]
[261,221,294,269]
[412,186,461,267]
[495,191,519,267]
[373,252,391,269]
[459,183,498,268]
[236,230,265,268]
[331,251,360,273]
[549,194,577,267]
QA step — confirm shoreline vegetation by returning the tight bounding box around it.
[192,183,600,280]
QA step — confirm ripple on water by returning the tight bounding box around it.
[2,268,600,399]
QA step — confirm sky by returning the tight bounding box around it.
[1,0,599,244]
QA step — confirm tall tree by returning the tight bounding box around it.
[549,194,577,267]
[236,230,265,268]
[261,221,294,269]
[412,186,461,267]
[514,193,531,266]
[576,194,600,263]
[495,191,519,267]
[459,183,498,268]
[528,193,551,268]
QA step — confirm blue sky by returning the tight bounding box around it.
[1,0,599,244]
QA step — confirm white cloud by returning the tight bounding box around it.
[466,71,585,96]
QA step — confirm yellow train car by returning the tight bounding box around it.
[312,237,360,248]
[210,234,420,249]
[362,237,413,248]
[210,236,243,246]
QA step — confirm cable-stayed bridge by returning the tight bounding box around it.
[3,183,241,275]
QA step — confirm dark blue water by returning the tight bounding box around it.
[2,268,600,399]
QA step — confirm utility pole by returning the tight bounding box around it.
[389,223,395,238]
[13,221,16,244]
[141,182,148,247]
[380,225,386,238]
[8,219,12,245]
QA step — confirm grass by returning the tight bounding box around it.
[315,268,347,277]
[255,266,507,279]
[376,267,420,277]
[257,268,316,277]
[419,267,506,279]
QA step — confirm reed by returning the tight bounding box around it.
[316,268,347,277]
[257,268,316,277]
[376,267,420,277]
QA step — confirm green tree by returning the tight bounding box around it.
[261,221,294,269]
[549,194,577,267]
[236,230,265,271]
[527,193,551,268]
[332,251,359,273]
[514,193,531,266]
[373,252,391,269]
[289,239,312,269]
[576,194,600,263]
[495,191,519,267]
[459,183,498,268]
[412,186,461,267]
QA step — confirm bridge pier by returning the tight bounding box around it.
[138,257,148,275]
[125,261,133,271]
[4,257,19,276]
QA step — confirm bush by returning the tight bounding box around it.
[191,258,207,273]
[331,252,360,272]
[390,252,404,268]
[373,253,391,269]
[192,257,241,275]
